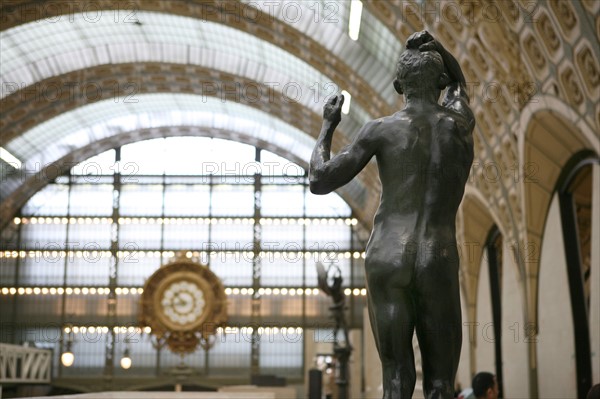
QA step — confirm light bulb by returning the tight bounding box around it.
[61,351,74,367]
[120,355,132,369]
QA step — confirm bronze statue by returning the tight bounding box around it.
[316,262,350,345]
[309,31,474,398]
[316,262,352,399]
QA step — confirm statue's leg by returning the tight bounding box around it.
[413,250,462,399]
[367,285,416,399]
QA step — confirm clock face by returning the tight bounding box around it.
[152,270,216,332]
[139,259,227,346]
[160,281,206,326]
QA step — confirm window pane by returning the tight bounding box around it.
[121,139,167,175]
[305,191,350,217]
[260,150,305,176]
[209,252,252,286]
[21,223,67,248]
[163,185,210,216]
[69,223,111,249]
[261,257,305,286]
[72,149,115,176]
[259,332,303,373]
[261,224,303,246]
[19,254,65,285]
[209,332,251,370]
[262,185,304,216]
[22,184,69,215]
[70,185,113,216]
[0,257,17,285]
[120,185,163,216]
[118,255,161,286]
[65,255,110,285]
[119,223,162,250]
[211,185,254,216]
[210,223,253,249]
[163,222,209,249]
[305,224,351,250]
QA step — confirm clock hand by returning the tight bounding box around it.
[172,293,187,306]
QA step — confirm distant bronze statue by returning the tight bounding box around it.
[310,31,475,398]
[316,262,352,399]
[316,262,350,346]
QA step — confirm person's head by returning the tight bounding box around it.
[393,49,449,99]
[587,384,600,399]
[472,372,499,399]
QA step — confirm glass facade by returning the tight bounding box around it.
[0,137,368,379]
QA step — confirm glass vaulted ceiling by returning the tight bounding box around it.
[1,92,369,208]
[0,3,397,209]
[7,93,315,166]
[1,10,373,149]
[0,4,401,105]
[239,0,401,102]
[0,10,381,116]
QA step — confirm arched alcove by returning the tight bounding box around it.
[538,153,598,398]
[520,100,599,397]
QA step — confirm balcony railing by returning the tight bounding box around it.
[0,343,51,384]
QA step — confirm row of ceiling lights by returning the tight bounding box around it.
[1,250,367,259]
[61,326,304,335]
[14,217,359,226]
[59,324,308,368]
[1,286,368,296]
[0,287,142,295]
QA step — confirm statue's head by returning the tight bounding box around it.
[393,49,449,98]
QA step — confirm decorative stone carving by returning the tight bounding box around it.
[581,0,599,14]
[574,43,599,100]
[476,110,494,142]
[477,21,517,76]
[535,12,561,56]
[433,21,458,52]
[548,0,577,37]
[496,0,521,29]
[483,101,502,130]
[467,40,490,75]
[497,198,511,232]
[401,1,425,31]
[523,34,548,75]
[559,64,585,107]
[460,58,479,84]
[596,103,600,133]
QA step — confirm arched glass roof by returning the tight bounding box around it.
[0,11,371,127]
[6,93,316,168]
[89,137,307,177]
[0,1,393,223]
[0,4,402,105]
[239,0,401,102]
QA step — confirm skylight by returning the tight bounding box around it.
[0,147,21,169]
[348,0,363,41]
[341,90,352,115]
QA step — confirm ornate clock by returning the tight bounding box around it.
[139,256,227,354]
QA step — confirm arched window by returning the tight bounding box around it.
[0,137,369,380]
[485,226,503,398]
[556,152,597,398]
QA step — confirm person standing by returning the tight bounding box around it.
[471,372,499,399]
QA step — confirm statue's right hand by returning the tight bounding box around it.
[406,30,434,49]
[323,94,344,124]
